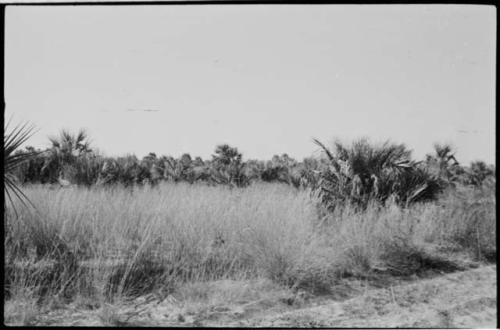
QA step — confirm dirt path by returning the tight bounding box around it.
[236,265,497,328]
[9,264,496,327]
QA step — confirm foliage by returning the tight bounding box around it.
[4,127,496,313]
[9,129,495,204]
[41,129,93,183]
[425,143,462,185]
[4,120,38,216]
[463,161,496,187]
[313,138,443,210]
[210,144,249,187]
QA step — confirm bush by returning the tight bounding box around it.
[313,138,442,211]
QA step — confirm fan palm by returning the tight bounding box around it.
[313,137,441,210]
[4,120,38,216]
[41,129,92,183]
[426,143,460,181]
[467,161,495,186]
[211,144,248,187]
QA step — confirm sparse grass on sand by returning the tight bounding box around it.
[4,182,495,325]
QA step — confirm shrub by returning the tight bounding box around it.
[313,138,442,211]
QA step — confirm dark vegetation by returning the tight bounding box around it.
[3,125,496,322]
[10,128,496,209]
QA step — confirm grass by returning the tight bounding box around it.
[4,181,496,325]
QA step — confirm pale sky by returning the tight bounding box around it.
[5,5,496,164]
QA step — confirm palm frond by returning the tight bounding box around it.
[313,138,343,175]
[407,183,429,204]
[5,173,36,209]
[4,120,39,216]
[4,122,36,155]
[313,138,335,162]
[76,129,87,145]
[48,136,61,148]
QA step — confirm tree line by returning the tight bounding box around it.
[11,129,496,209]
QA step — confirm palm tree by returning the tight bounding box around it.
[212,145,241,166]
[162,154,195,183]
[211,144,248,187]
[4,120,38,216]
[163,156,182,182]
[426,143,461,184]
[313,137,441,210]
[467,160,495,186]
[261,154,297,184]
[243,159,265,184]
[41,129,92,183]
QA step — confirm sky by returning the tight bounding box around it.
[5,5,496,164]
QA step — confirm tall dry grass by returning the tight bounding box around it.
[4,181,495,308]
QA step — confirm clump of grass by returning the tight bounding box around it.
[5,183,320,301]
[412,181,496,261]
[4,181,495,314]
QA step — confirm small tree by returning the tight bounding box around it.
[466,161,495,186]
[211,144,248,187]
[243,159,265,184]
[41,129,92,183]
[425,143,462,185]
[261,154,296,184]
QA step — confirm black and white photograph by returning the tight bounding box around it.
[3,2,496,327]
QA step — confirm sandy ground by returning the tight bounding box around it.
[6,264,496,328]
[243,265,497,328]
